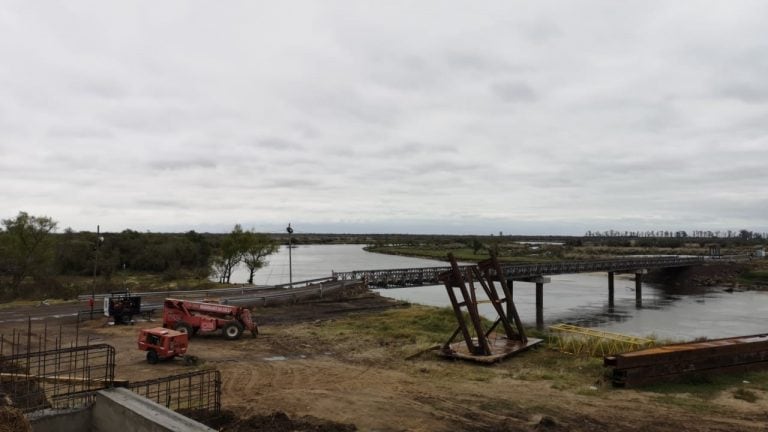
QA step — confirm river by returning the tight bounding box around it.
[230,244,768,341]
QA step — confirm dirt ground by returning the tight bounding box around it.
[6,292,768,432]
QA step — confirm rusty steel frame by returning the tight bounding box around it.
[605,333,768,387]
[437,254,541,363]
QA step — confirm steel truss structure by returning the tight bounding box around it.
[437,254,541,363]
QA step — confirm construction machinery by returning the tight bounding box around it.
[162,298,258,340]
[103,291,141,324]
[138,327,189,364]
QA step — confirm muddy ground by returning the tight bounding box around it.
[5,291,768,431]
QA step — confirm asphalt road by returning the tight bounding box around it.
[0,280,361,325]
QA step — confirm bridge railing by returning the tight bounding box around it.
[333,256,708,286]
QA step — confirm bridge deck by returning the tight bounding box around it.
[333,256,710,288]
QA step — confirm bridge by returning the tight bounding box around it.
[333,255,734,329]
[332,256,707,287]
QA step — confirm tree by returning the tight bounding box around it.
[0,212,58,297]
[210,225,247,284]
[471,238,484,255]
[241,231,278,285]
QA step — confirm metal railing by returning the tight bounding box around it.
[333,256,711,288]
[76,277,340,302]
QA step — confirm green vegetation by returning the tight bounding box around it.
[209,225,279,285]
[368,241,765,264]
[633,370,768,413]
[0,212,278,301]
[738,264,768,285]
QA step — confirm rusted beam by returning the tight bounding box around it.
[605,334,768,387]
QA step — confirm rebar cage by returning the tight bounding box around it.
[1,320,221,418]
[0,343,116,412]
[128,370,221,414]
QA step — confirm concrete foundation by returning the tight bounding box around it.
[30,408,91,432]
[30,388,215,432]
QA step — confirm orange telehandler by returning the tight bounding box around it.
[162,298,258,340]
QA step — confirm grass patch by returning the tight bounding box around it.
[647,375,768,414]
[739,270,768,285]
[651,394,714,413]
[733,388,759,403]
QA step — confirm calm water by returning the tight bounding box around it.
[231,244,768,340]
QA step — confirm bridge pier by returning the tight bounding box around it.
[635,269,647,307]
[608,272,615,307]
[531,277,550,330]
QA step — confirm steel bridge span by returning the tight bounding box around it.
[333,255,733,329]
[332,256,707,288]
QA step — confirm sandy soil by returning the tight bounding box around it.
[5,293,768,432]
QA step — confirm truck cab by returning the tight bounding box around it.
[138,327,189,364]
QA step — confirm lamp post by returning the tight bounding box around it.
[286,223,293,287]
[91,225,103,319]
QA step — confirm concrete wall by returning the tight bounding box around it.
[92,388,215,432]
[30,408,91,432]
[31,388,215,432]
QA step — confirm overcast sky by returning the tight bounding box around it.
[1,1,766,235]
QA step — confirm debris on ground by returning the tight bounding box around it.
[185,409,357,432]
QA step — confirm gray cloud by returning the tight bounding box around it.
[490,81,538,103]
[1,1,767,234]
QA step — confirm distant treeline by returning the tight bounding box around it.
[584,229,766,241]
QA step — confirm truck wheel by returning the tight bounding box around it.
[146,350,159,365]
[175,322,193,336]
[223,322,244,340]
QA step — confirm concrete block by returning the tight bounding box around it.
[92,388,215,432]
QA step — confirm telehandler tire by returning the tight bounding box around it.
[223,322,244,340]
[174,322,193,336]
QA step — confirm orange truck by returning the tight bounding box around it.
[137,327,189,364]
[162,298,258,340]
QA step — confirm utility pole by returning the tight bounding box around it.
[286,223,293,287]
[91,225,101,319]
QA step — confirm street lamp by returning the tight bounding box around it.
[286,223,293,287]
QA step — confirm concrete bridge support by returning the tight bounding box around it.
[608,272,615,307]
[635,269,648,307]
[531,276,551,330]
